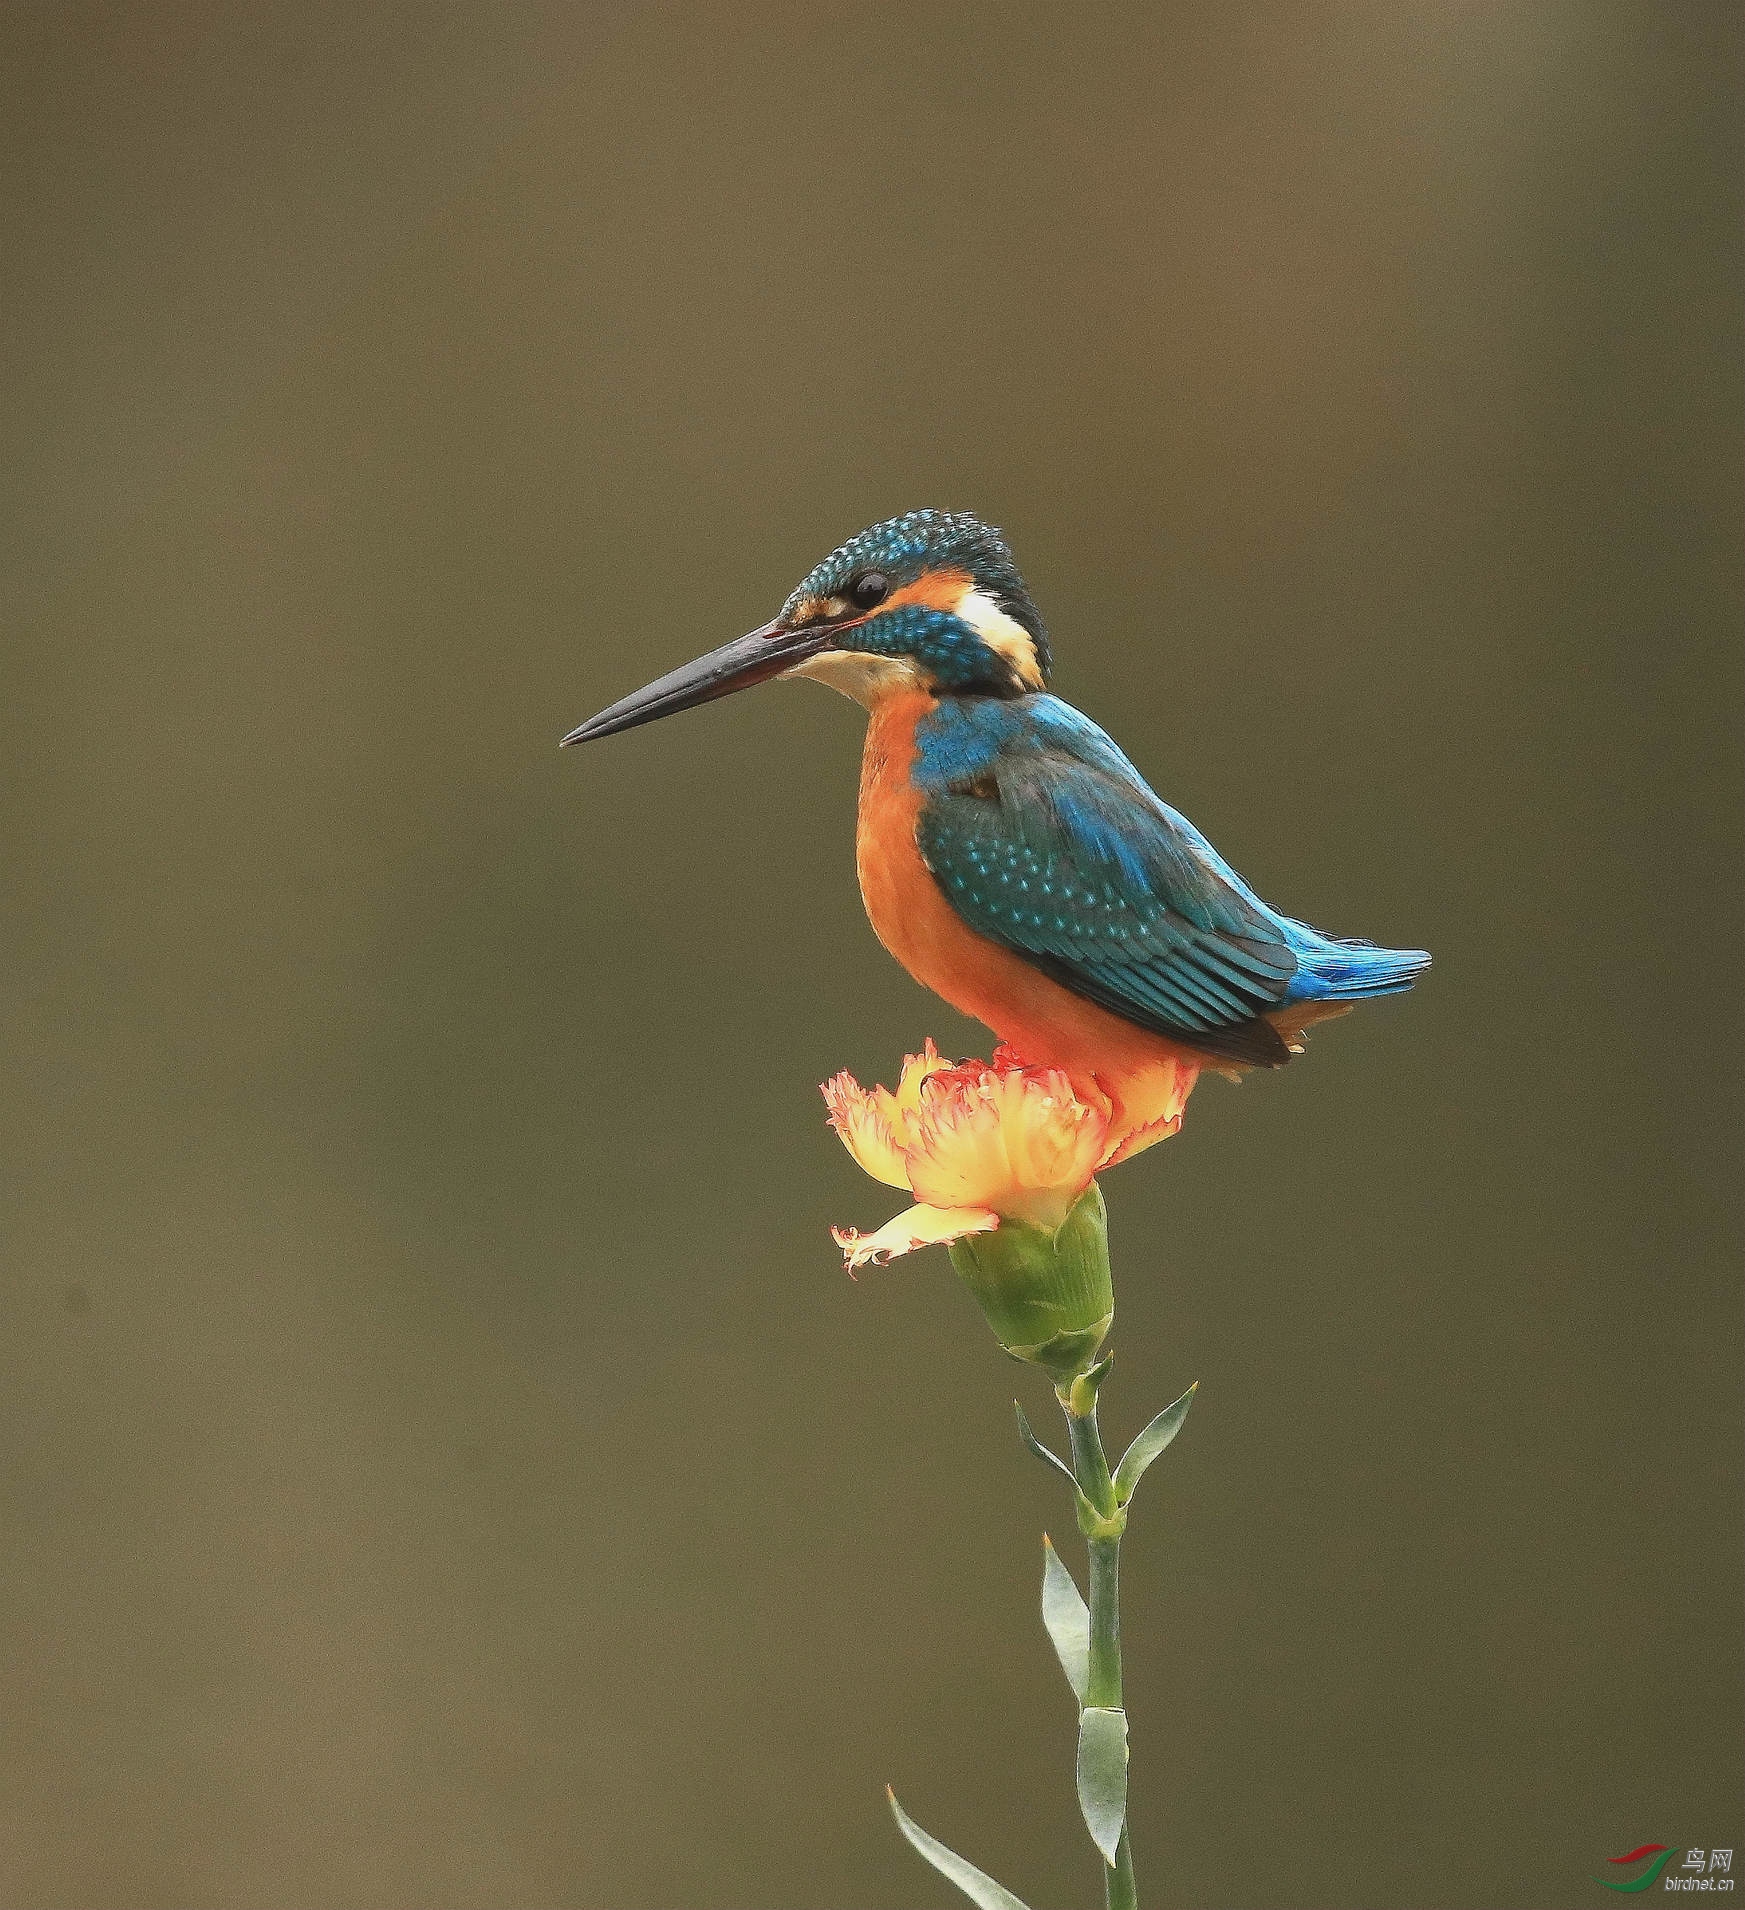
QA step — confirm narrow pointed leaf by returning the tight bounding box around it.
[1075,1707,1129,1865]
[887,1789,1035,1910]
[1016,1403,1111,1531]
[1113,1383,1198,1505]
[1014,1399,1076,1489]
[1041,1534,1090,1704]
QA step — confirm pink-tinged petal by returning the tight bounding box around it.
[1098,1109,1182,1169]
[998,1070,1107,1197]
[902,1079,1011,1212]
[873,1038,957,1151]
[822,1070,911,1189]
[1095,1057,1198,1166]
[831,1203,999,1271]
[902,1062,1107,1228]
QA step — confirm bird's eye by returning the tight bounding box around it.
[848,571,890,611]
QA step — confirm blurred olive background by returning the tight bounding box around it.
[2,5,1739,1908]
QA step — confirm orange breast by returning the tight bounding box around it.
[855,692,1201,1159]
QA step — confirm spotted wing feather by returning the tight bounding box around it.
[914,714,1300,1065]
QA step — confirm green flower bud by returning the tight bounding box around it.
[947,1183,1114,1382]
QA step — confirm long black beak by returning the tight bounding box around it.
[560,618,834,747]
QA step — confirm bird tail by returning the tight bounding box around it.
[1281,929,1432,1003]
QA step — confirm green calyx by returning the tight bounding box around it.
[947,1184,1114,1382]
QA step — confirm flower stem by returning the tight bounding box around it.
[1106,1830,1138,1910]
[1062,1390,1138,1910]
[1085,1534,1121,1707]
[1067,1407,1119,1528]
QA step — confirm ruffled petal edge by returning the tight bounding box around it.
[830,1202,999,1272]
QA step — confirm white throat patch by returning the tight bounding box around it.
[784,649,923,707]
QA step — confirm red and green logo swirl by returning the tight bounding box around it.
[1597,1845,1679,1893]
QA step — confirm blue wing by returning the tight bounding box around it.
[911,696,1426,1067]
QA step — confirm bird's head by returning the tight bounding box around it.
[562,510,1050,746]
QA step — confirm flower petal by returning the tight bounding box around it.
[1096,1057,1197,1167]
[831,1203,999,1271]
[901,1079,1010,1212]
[873,1039,957,1151]
[999,1069,1108,1199]
[903,1063,1107,1228]
[822,1070,911,1189]
[1098,1109,1182,1168]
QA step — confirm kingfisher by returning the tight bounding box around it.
[562,511,1429,1158]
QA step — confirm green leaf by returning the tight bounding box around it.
[1013,1399,1075,1489]
[886,1789,1035,1910]
[1040,1534,1090,1704]
[1113,1383,1197,1505]
[1016,1402,1115,1534]
[1075,1706,1129,1865]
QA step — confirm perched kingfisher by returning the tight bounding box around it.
[563,511,1429,1157]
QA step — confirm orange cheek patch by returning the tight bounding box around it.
[881,568,974,615]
